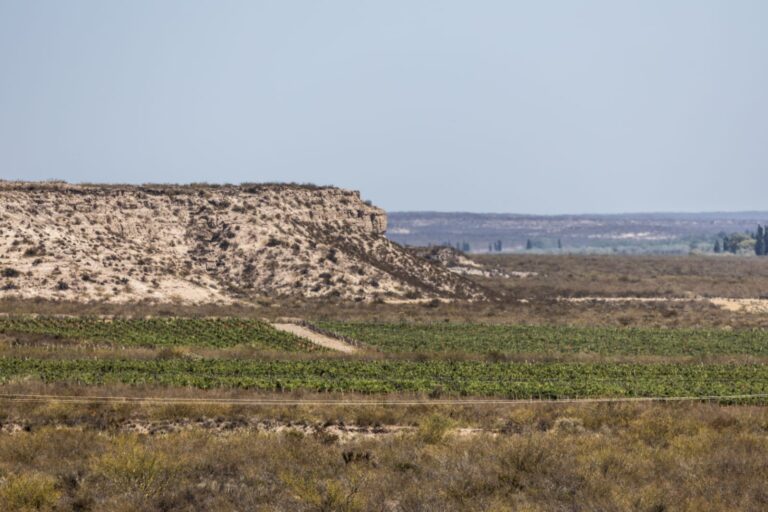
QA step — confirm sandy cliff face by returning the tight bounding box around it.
[0,182,483,304]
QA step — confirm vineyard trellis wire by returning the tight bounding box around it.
[1,393,767,406]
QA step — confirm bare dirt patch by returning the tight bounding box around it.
[559,296,768,314]
[272,323,359,353]
[710,298,768,314]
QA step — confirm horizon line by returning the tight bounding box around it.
[388,210,768,218]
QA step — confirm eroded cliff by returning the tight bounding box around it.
[0,182,484,304]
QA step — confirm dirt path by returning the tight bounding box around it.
[272,323,359,353]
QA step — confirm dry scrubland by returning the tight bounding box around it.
[1,397,768,511]
[2,184,768,511]
[477,253,768,300]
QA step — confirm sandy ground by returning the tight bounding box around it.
[272,323,359,353]
[709,298,768,314]
[558,296,768,313]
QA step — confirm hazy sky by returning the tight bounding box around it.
[1,1,766,214]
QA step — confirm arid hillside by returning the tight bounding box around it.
[0,182,483,304]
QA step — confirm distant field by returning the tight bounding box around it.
[0,316,323,352]
[320,322,768,357]
[476,253,768,299]
[1,358,767,398]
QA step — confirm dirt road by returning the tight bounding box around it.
[272,323,359,353]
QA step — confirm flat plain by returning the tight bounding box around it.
[2,253,768,511]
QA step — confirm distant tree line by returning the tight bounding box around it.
[437,238,569,253]
[524,239,562,251]
[714,225,768,255]
[440,241,472,252]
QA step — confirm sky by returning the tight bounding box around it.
[0,1,766,214]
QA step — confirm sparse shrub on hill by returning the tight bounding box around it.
[22,245,45,257]
[2,267,20,278]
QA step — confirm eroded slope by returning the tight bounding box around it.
[0,182,484,304]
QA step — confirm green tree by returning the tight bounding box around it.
[756,225,765,256]
[724,232,756,254]
[763,227,768,256]
[526,239,533,250]
[714,239,722,254]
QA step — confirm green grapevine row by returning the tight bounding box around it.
[0,316,324,352]
[320,322,768,356]
[0,358,766,398]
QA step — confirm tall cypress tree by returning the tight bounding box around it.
[764,227,768,257]
[723,236,731,253]
[714,239,722,253]
[756,225,766,256]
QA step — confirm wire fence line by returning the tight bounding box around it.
[2,392,768,406]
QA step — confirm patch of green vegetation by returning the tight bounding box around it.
[1,358,767,399]
[0,316,323,352]
[319,322,768,356]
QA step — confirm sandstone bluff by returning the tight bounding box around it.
[0,181,484,304]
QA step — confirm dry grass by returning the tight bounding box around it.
[477,253,768,299]
[1,396,768,511]
[4,292,767,330]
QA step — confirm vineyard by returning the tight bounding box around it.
[1,316,767,400]
[1,358,767,398]
[319,322,768,356]
[0,316,324,352]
